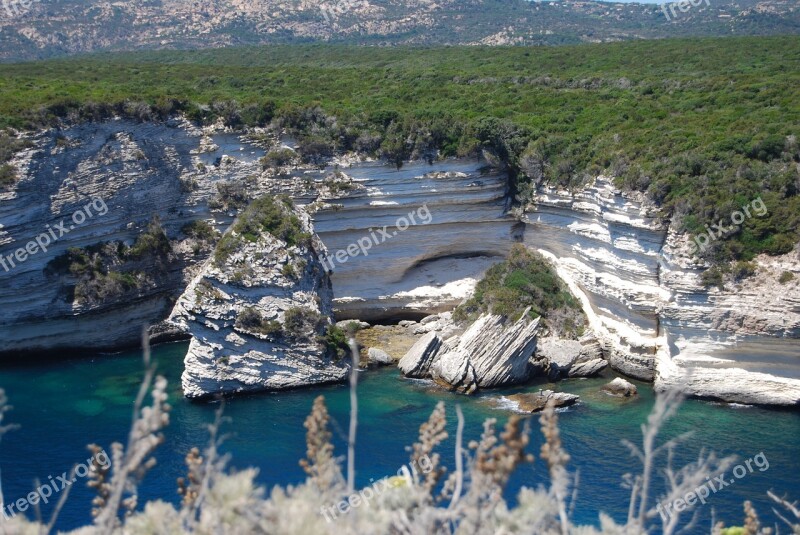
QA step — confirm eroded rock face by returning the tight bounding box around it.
[306,160,518,323]
[430,311,541,394]
[656,233,800,406]
[524,177,800,406]
[0,120,228,354]
[170,204,348,398]
[524,177,666,381]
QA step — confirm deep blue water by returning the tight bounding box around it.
[0,342,798,531]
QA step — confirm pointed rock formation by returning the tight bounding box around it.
[413,309,541,394]
[170,196,349,399]
[398,331,443,378]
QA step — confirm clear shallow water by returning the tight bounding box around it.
[0,342,798,531]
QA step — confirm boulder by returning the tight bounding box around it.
[367,347,393,365]
[536,337,583,380]
[534,334,608,379]
[430,309,540,393]
[601,377,638,397]
[398,332,443,378]
[506,390,580,413]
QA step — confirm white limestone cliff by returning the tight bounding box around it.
[524,177,800,406]
[170,206,348,398]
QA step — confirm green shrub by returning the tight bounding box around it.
[126,218,172,260]
[0,164,16,188]
[235,307,282,337]
[210,180,250,211]
[454,244,584,336]
[214,195,311,266]
[320,325,349,360]
[282,263,297,279]
[73,270,144,305]
[700,265,726,290]
[732,261,757,281]
[283,306,324,341]
[779,271,795,284]
[260,148,296,169]
[182,220,217,241]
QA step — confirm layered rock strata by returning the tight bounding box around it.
[169,201,348,398]
[398,310,541,394]
[524,177,800,406]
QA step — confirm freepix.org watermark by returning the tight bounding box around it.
[0,197,109,273]
[1,449,111,521]
[660,0,710,22]
[320,204,432,272]
[320,454,434,522]
[688,196,767,255]
[656,451,769,522]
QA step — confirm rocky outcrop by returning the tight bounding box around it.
[656,232,800,406]
[398,332,443,379]
[505,391,580,413]
[429,311,540,394]
[170,199,348,398]
[524,177,666,381]
[0,119,239,355]
[602,378,638,398]
[4,122,799,406]
[398,310,542,393]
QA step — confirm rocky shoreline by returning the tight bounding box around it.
[0,118,798,406]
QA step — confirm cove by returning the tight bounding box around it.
[0,341,797,532]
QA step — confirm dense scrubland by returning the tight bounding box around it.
[0,37,798,265]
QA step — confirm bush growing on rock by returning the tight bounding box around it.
[454,244,585,337]
[0,163,16,188]
[283,306,325,342]
[261,148,297,169]
[235,307,283,337]
[779,271,795,284]
[125,218,172,260]
[45,221,174,306]
[214,195,311,266]
[320,325,349,359]
[209,179,252,211]
[181,220,217,242]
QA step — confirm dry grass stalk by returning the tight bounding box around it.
[410,401,448,495]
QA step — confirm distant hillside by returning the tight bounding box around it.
[0,0,799,61]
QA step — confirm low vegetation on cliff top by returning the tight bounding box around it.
[0,341,796,534]
[1,37,798,265]
[213,195,311,266]
[454,244,585,337]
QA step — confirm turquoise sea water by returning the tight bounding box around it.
[0,342,798,531]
